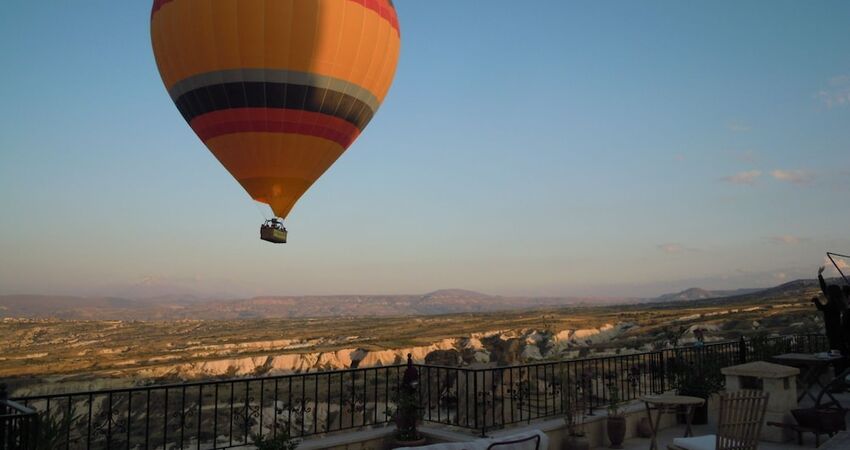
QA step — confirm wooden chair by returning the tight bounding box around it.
[669,390,770,450]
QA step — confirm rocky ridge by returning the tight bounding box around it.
[127,323,640,380]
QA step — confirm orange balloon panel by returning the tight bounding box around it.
[151,0,400,218]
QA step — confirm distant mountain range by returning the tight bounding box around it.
[0,289,601,320]
[649,287,763,303]
[0,279,837,320]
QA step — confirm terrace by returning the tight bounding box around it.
[1,334,846,450]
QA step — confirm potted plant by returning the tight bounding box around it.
[563,384,589,450]
[33,408,81,450]
[393,355,426,446]
[604,378,626,449]
[252,425,300,450]
[563,403,589,450]
[669,354,724,425]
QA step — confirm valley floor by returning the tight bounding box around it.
[1,285,826,396]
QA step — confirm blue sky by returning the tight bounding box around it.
[1,1,849,299]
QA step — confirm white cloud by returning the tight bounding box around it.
[734,150,759,163]
[658,243,684,254]
[771,169,814,185]
[830,75,850,86]
[721,170,761,185]
[769,235,803,245]
[823,256,847,270]
[657,243,700,254]
[816,75,850,108]
[727,121,751,132]
[772,272,788,282]
[823,256,849,276]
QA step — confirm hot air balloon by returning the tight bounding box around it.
[150,0,401,243]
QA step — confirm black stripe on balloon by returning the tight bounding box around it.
[174,82,375,130]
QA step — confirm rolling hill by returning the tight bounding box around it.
[1,278,838,320]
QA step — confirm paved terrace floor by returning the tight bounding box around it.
[619,392,850,450]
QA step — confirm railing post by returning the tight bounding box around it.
[659,351,666,393]
[473,369,481,437]
[738,336,747,364]
[0,384,7,449]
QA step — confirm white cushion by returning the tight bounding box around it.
[672,435,715,450]
[396,430,548,450]
[395,443,469,450]
[480,430,548,450]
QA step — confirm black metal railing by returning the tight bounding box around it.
[1,386,38,450]
[12,365,409,450]
[10,334,827,448]
[422,333,829,435]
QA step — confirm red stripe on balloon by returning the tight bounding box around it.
[349,0,400,34]
[190,108,361,148]
[150,0,171,18]
[152,0,399,33]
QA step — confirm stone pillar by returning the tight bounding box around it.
[721,361,799,443]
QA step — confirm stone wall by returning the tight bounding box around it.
[294,396,711,449]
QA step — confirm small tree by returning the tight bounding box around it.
[254,427,301,450]
[749,332,787,361]
[33,408,81,450]
[252,425,299,450]
[394,354,422,442]
[669,355,724,399]
[563,375,587,437]
[563,397,586,437]
[605,376,623,418]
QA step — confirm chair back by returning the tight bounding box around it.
[716,390,770,450]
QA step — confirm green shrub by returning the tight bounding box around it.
[251,426,299,450]
[33,408,80,450]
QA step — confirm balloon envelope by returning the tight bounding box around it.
[151,0,400,219]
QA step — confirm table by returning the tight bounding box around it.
[769,353,844,404]
[819,430,850,450]
[640,395,705,450]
